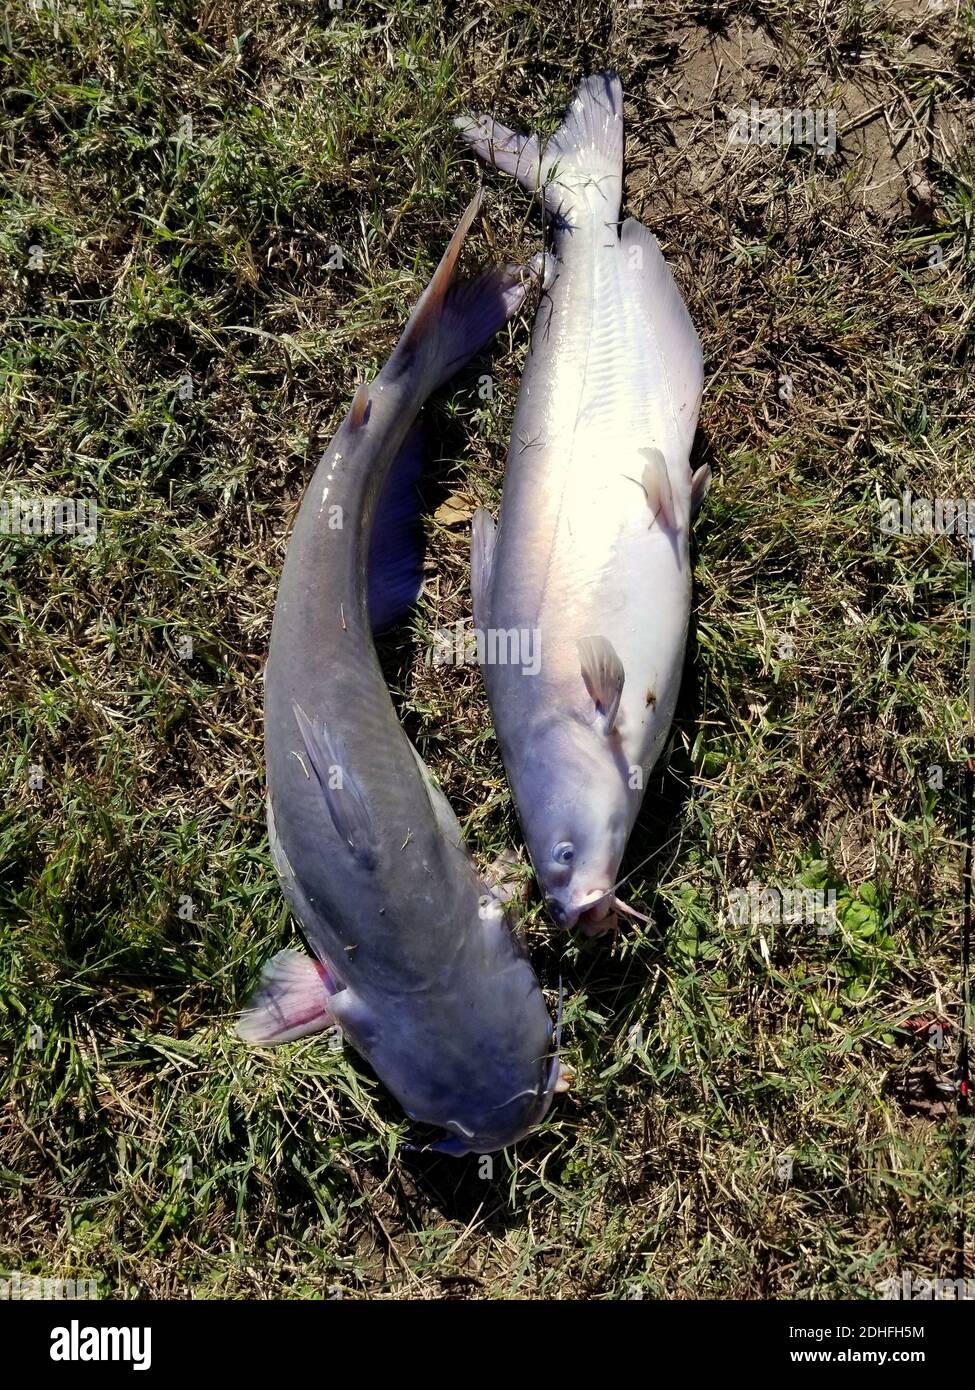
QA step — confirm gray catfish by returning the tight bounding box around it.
[239,197,559,1155]
[457,74,707,933]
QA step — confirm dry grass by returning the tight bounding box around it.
[0,0,973,1298]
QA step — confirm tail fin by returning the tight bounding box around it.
[389,192,541,393]
[455,72,623,224]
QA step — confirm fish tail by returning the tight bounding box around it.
[455,71,623,224]
[391,192,540,394]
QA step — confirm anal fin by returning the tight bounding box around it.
[620,218,704,459]
[368,421,425,631]
[470,507,497,628]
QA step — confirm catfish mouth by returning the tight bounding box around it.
[579,902,617,937]
[432,1104,547,1156]
[429,1051,562,1156]
[546,887,614,934]
[549,887,654,936]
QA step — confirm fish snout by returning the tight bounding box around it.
[435,1080,554,1156]
[544,885,615,932]
[578,908,618,938]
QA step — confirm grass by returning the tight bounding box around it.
[0,0,973,1299]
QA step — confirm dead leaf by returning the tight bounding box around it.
[434,495,475,526]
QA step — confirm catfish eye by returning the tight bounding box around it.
[552,841,574,865]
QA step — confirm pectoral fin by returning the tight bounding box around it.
[237,949,337,1044]
[637,448,676,531]
[483,847,526,907]
[578,635,624,734]
[292,701,377,869]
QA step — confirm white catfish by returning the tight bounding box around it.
[456,72,707,934]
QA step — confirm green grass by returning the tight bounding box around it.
[1,0,973,1298]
